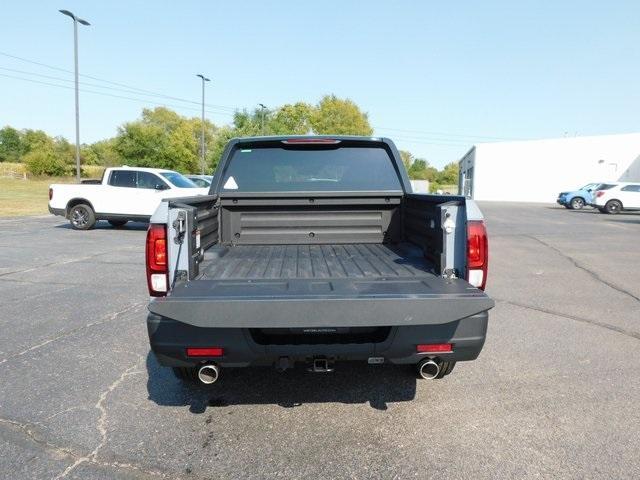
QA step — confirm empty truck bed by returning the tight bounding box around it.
[199,243,434,280]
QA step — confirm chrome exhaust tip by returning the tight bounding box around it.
[418,359,440,380]
[197,364,220,384]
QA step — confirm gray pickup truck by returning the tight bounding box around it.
[146,136,493,385]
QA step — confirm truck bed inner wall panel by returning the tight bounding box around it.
[219,199,402,245]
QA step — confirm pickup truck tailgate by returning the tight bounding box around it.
[148,242,494,328]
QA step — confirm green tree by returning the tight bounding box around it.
[232,109,263,137]
[0,126,23,162]
[22,129,54,154]
[309,95,373,136]
[114,107,217,173]
[53,136,75,165]
[88,138,121,166]
[407,158,438,181]
[270,102,313,135]
[24,147,67,176]
[80,145,99,166]
[435,162,459,185]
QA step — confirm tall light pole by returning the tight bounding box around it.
[258,103,267,136]
[59,9,90,183]
[196,74,210,175]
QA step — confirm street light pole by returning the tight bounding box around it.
[196,74,210,175]
[258,103,267,136]
[59,10,90,183]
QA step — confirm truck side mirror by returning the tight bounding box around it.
[155,184,168,191]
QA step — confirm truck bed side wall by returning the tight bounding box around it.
[166,195,218,280]
[404,194,467,275]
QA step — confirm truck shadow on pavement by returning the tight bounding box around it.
[54,221,149,231]
[604,216,640,224]
[145,352,417,412]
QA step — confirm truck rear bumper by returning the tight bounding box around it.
[147,311,488,368]
[48,205,66,217]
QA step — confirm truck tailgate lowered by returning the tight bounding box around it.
[148,275,494,328]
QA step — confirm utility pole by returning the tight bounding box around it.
[59,9,90,183]
[196,74,210,175]
[258,103,267,136]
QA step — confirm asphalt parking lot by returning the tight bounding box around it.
[1,203,639,479]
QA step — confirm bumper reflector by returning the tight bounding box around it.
[186,347,224,357]
[417,343,453,353]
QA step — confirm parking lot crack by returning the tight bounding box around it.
[496,298,640,341]
[0,302,146,366]
[1,415,168,479]
[52,356,146,479]
[526,235,640,303]
[0,417,78,460]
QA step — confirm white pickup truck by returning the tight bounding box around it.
[48,166,208,229]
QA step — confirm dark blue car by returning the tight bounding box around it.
[557,183,601,209]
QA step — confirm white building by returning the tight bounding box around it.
[410,179,430,193]
[458,133,640,203]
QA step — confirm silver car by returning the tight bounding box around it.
[185,175,214,189]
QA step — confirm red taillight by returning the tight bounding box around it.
[417,343,453,353]
[146,224,168,297]
[466,220,488,290]
[596,190,605,198]
[49,188,53,200]
[186,347,224,357]
[281,138,341,144]
[154,238,166,266]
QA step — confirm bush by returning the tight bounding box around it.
[0,162,27,177]
[82,165,105,178]
[24,149,67,176]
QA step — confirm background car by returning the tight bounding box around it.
[49,167,208,229]
[556,183,601,209]
[185,174,214,188]
[591,182,640,214]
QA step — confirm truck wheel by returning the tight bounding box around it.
[570,197,585,210]
[172,367,198,382]
[108,220,128,227]
[604,200,622,214]
[69,204,96,230]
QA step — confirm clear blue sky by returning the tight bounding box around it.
[1,1,638,168]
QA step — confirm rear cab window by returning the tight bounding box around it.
[220,144,403,193]
[109,170,137,188]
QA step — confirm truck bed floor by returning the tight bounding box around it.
[200,243,435,280]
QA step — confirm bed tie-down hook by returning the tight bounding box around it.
[443,211,456,234]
